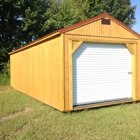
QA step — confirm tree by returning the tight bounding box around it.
[72,0,136,27]
[55,0,87,28]
[0,0,136,72]
[21,0,52,44]
[107,0,136,27]
[0,0,23,70]
[47,0,136,30]
[0,0,52,71]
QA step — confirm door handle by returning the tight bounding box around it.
[128,72,132,74]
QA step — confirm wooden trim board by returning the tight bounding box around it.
[68,40,73,110]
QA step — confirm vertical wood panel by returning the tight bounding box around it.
[10,35,64,111]
[132,43,136,100]
[136,40,140,100]
[60,34,64,111]
[68,40,73,110]
[66,19,138,39]
[64,35,70,111]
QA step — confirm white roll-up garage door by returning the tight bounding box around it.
[73,43,132,106]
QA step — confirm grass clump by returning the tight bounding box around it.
[0,61,10,86]
[0,73,10,86]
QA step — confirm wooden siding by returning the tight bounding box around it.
[136,40,140,100]
[10,35,64,111]
[66,19,139,40]
[64,33,140,111]
[64,20,139,111]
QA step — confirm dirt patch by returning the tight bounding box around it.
[0,86,14,93]
[33,118,39,122]
[0,107,33,120]
[0,86,8,92]
[3,134,8,140]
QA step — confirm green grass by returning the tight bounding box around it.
[0,73,10,86]
[1,86,140,140]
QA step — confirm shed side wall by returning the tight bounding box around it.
[10,35,64,111]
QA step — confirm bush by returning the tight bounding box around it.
[0,61,10,86]
[2,61,10,76]
[0,73,10,86]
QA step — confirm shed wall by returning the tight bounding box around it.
[10,35,64,111]
[64,19,139,111]
[66,19,138,39]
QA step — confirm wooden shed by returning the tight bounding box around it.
[9,13,140,112]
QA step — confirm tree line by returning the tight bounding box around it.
[0,0,136,71]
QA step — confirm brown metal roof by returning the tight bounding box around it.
[9,13,140,55]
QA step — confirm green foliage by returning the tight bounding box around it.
[106,0,136,27]
[0,0,136,72]
[36,0,61,35]
[81,0,110,18]
[40,0,136,33]
[0,61,10,86]
[21,0,50,43]
[0,43,11,71]
[0,0,23,71]
[56,0,86,28]
[0,73,10,86]
[2,61,10,75]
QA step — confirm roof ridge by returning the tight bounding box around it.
[58,13,140,38]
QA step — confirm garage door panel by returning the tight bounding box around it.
[73,43,132,106]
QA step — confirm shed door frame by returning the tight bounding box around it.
[68,38,136,110]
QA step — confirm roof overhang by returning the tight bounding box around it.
[9,31,60,55]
